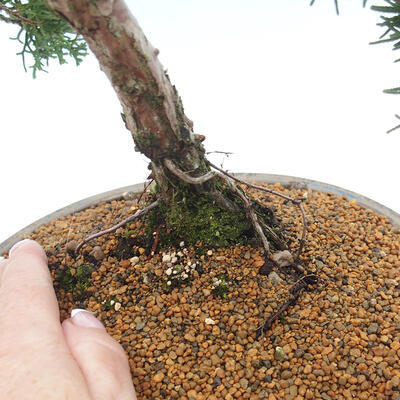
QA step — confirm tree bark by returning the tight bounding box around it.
[46,0,208,199]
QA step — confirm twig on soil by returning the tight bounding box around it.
[75,200,159,254]
[208,161,308,261]
[255,274,318,339]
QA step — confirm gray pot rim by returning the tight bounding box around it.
[1,173,399,254]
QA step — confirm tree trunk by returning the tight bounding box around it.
[46,0,209,198]
[46,0,286,251]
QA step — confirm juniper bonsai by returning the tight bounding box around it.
[0,0,397,263]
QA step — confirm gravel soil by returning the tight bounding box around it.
[5,183,400,400]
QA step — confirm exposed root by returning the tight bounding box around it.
[164,159,216,184]
[75,200,160,254]
[163,157,307,260]
[208,161,308,261]
[207,189,241,214]
[255,274,318,339]
[221,174,271,256]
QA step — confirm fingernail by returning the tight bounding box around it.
[9,239,33,257]
[71,308,106,330]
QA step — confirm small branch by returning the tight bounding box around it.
[0,13,21,25]
[0,4,38,25]
[164,158,216,184]
[208,161,308,260]
[75,200,159,254]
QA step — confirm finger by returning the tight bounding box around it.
[0,240,91,398]
[0,239,61,341]
[62,309,137,400]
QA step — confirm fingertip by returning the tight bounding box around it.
[62,312,137,400]
[70,309,106,331]
[8,239,47,261]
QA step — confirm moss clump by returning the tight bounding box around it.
[146,181,253,248]
[56,264,93,293]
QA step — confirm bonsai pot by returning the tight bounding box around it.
[1,173,400,400]
[1,173,399,253]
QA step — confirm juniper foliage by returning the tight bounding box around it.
[0,0,87,77]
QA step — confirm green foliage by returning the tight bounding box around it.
[1,0,87,77]
[369,0,400,132]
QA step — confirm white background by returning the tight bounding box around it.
[1,0,399,244]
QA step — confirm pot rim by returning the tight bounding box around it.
[1,173,399,254]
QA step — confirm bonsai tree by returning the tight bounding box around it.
[0,0,398,259]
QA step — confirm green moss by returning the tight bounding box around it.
[56,264,93,293]
[146,181,253,248]
[144,91,164,108]
[134,129,159,154]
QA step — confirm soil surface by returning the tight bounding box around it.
[4,183,400,400]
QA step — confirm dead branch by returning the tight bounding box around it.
[208,161,308,260]
[75,199,159,254]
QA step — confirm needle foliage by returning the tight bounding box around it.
[0,0,87,77]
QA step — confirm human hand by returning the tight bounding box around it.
[0,239,137,400]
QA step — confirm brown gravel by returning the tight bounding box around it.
[5,183,400,400]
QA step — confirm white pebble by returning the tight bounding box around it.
[205,317,216,325]
[114,302,122,311]
[207,250,213,256]
[162,254,171,263]
[110,300,115,306]
[166,267,172,276]
[130,256,140,266]
[177,251,183,257]
[171,256,178,264]
[179,241,185,247]
[191,263,196,269]
[167,280,172,286]
[182,273,188,279]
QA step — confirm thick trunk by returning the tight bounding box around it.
[46,0,207,197]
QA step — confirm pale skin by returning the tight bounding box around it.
[0,239,137,400]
